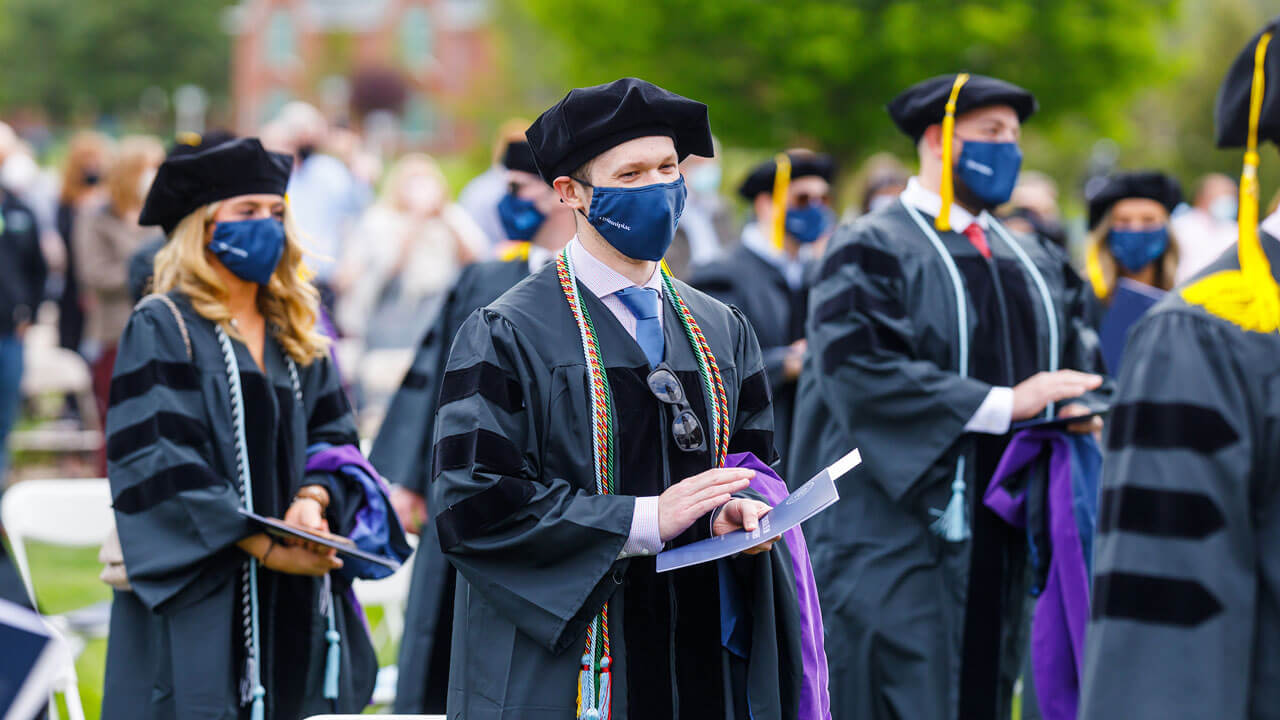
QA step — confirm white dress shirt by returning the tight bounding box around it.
[899,178,1014,435]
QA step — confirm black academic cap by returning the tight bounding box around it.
[525,77,714,183]
[1216,15,1280,148]
[502,140,540,175]
[737,151,838,200]
[167,129,237,159]
[887,73,1038,141]
[1086,171,1184,229]
[139,137,292,236]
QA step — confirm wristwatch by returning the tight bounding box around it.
[294,485,330,511]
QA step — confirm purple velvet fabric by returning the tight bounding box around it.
[984,430,1093,720]
[306,443,410,580]
[727,452,831,720]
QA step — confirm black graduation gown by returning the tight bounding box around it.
[100,293,376,720]
[431,263,804,719]
[791,200,1110,720]
[1080,233,1280,719]
[690,243,808,466]
[368,256,531,714]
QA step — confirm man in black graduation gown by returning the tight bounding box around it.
[690,151,836,466]
[1081,19,1280,718]
[432,78,806,719]
[790,74,1110,720]
[370,139,576,714]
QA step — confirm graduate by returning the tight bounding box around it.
[1081,19,1280,717]
[369,139,576,714]
[690,150,836,465]
[432,77,813,719]
[101,138,404,719]
[790,73,1111,720]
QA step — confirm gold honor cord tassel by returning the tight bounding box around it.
[1086,240,1109,300]
[771,152,792,251]
[1183,31,1280,333]
[936,73,970,232]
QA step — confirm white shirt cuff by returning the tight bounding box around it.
[964,386,1014,435]
[618,496,663,558]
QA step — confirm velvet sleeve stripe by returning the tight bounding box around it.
[820,323,913,374]
[814,285,905,326]
[1091,572,1224,627]
[309,388,354,431]
[819,242,903,283]
[738,369,772,418]
[435,475,536,551]
[401,369,431,390]
[438,361,525,414]
[106,411,209,463]
[729,428,779,465]
[432,428,525,479]
[112,462,226,515]
[1106,402,1239,454]
[108,360,200,407]
[1098,486,1226,540]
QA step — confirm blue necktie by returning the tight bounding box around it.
[614,286,665,367]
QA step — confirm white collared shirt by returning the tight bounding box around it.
[898,177,1013,435]
[741,222,811,290]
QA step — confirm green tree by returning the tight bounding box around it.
[505,0,1180,167]
[0,0,231,122]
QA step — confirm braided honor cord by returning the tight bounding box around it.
[216,326,267,720]
[557,249,728,719]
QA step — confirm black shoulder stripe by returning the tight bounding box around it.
[401,369,431,391]
[814,286,904,326]
[694,278,735,295]
[418,328,437,349]
[310,388,353,430]
[820,323,911,374]
[436,475,536,550]
[819,243,902,283]
[112,462,225,515]
[1106,402,1239,454]
[729,428,779,465]
[1098,486,1226,540]
[109,360,200,407]
[106,411,208,463]
[439,362,525,414]
[738,369,772,418]
[432,428,524,479]
[1092,572,1223,627]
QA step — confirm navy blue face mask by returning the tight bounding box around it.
[956,139,1023,207]
[576,176,687,261]
[1108,226,1169,274]
[785,203,836,244]
[208,218,287,286]
[497,193,546,241]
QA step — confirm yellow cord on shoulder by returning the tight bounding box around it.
[1182,31,1280,333]
[936,73,970,233]
[771,153,792,251]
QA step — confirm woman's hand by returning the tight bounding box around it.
[284,485,332,554]
[390,485,427,534]
[237,533,342,576]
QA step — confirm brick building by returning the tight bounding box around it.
[226,0,494,152]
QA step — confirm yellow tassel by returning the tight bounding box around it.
[1182,31,1280,333]
[1086,240,1109,299]
[771,152,792,251]
[498,240,532,262]
[936,73,971,233]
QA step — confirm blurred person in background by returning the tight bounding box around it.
[372,139,577,714]
[57,131,113,357]
[0,122,48,485]
[277,101,372,310]
[456,117,528,247]
[665,142,731,276]
[690,149,837,462]
[74,134,164,471]
[1002,169,1068,249]
[1172,171,1238,283]
[841,152,909,223]
[335,154,485,350]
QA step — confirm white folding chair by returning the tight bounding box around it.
[353,534,418,707]
[12,343,102,454]
[1,479,114,645]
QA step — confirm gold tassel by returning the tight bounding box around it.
[771,152,792,251]
[1182,31,1280,333]
[936,73,971,232]
[1086,240,1109,299]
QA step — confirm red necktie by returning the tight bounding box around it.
[963,222,991,260]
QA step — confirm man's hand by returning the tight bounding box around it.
[1012,370,1103,422]
[1058,402,1103,435]
[658,468,753,543]
[783,339,807,382]
[712,498,780,556]
[390,485,427,534]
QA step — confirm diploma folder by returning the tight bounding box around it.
[0,598,59,720]
[656,448,861,573]
[237,508,402,572]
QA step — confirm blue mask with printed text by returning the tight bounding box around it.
[956,139,1022,207]
[578,176,687,261]
[208,218,286,286]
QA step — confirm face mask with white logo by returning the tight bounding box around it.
[574,176,687,261]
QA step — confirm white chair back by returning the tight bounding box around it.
[1,479,113,609]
